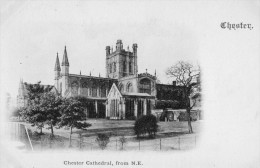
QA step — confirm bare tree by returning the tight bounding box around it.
[166,61,200,133]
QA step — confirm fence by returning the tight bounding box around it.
[4,122,34,151]
[5,122,198,151]
[69,134,198,151]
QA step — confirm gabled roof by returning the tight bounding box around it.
[107,83,122,98]
[19,82,57,97]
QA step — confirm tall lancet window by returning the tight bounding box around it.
[101,85,106,97]
[82,82,88,96]
[127,83,133,93]
[71,82,79,96]
[123,61,127,72]
[129,62,132,74]
[114,62,116,72]
[110,64,112,73]
[92,87,97,97]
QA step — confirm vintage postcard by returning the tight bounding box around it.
[0,0,259,168]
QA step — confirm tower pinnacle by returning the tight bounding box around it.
[54,52,61,71]
[62,46,69,66]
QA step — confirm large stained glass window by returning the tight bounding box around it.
[139,78,151,94]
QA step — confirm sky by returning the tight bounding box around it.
[0,0,259,103]
[0,0,205,99]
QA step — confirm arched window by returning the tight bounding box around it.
[110,64,112,73]
[71,82,78,95]
[82,82,88,96]
[60,83,62,94]
[101,85,106,97]
[127,83,133,93]
[92,87,97,97]
[129,62,132,73]
[113,62,116,72]
[139,78,151,94]
[123,61,127,72]
[119,84,124,93]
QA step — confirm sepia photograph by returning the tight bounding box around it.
[0,0,259,168]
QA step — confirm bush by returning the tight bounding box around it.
[155,100,181,109]
[95,133,110,150]
[119,136,127,150]
[177,112,198,121]
[134,115,158,138]
[126,116,136,120]
[10,108,22,117]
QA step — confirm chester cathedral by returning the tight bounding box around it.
[18,39,188,120]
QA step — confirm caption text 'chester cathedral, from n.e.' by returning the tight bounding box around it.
[18,40,188,120]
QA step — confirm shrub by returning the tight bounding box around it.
[155,100,181,109]
[134,115,158,138]
[177,112,198,121]
[126,116,136,120]
[119,136,127,150]
[95,133,110,150]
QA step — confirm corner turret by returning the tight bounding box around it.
[132,43,138,55]
[116,39,123,51]
[132,43,138,75]
[106,46,110,56]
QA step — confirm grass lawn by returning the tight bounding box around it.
[22,119,202,151]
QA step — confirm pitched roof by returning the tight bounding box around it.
[122,92,155,98]
[69,74,117,81]
[19,82,57,97]
[107,83,122,98]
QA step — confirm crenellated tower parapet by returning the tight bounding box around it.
[105,39,138,79]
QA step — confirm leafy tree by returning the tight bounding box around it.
[40,92,62,136]
[58,96,91,147]
[95,133,110,150]
[21,82,52,134]
[10,108,22,117]
[134,115,158,138]
[166,61,200,133]
[5,93,11,112]
[155,100,180,109]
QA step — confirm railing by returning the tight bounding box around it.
[6,122,198,151]
[24,133,198,151]
[5,122,34,151]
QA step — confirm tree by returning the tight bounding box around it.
[21,82,52,134]
[95,133,110,150]
[40,92,62,137]
[58,96,91,147]
[166,61,200,133]
[155,100,180,109]
[5,93,11,112]
[134,115,158,138]
[10,108,20,117]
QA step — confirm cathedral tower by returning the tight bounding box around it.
[106,40,138,79]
